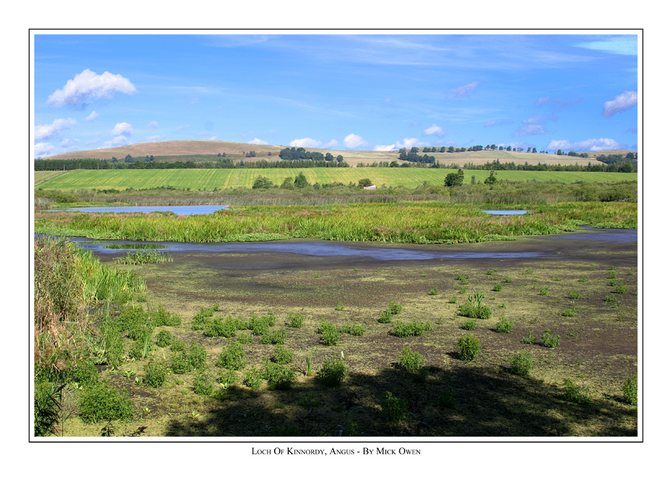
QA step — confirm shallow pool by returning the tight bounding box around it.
[55,205,229,216]
[482,209,528,215]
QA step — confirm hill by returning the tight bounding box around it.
[45,140,608,166]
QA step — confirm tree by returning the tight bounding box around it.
[124,154,133,163]
[252,176,274,189]
[280,177,294,189]
[444,169,464,187]
[484,170,497,185]
[325,152,334,161]
[336,155,344,163]
[358,178,373,188]
[294,172,309,188]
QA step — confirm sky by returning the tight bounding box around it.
[33,32,639,157]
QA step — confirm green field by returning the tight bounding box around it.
[36,168,637,191]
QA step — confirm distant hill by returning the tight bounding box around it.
[45,140,614,166]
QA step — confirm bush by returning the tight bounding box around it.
[150,305,181,327]
[203,317,238,338]
[114,306,154,340]
[460,319,477,331]
[521,333,537,345]
[561,307,576,317]
[170,351,192,374]
[381,391,408,422]
[243,368,263,390]
[144,360,167,388]
[390,321,432,337]
[317,321,341,345]
[398,346,425,380]
[494,317,513,334]
[68,359,99,387]
[457,334,481,361]
[248,314,276,335]
[79,383,134,423]
[263,362,296,390]
[261,328,288,345]
[563,379,591,405]
[492,283,502,292]
[623,375,637,406]
[510,350,533,377]
[458,292,491,319]
[387,302,402,315]
[317,358,347,387]
[193,371,215,396]
[339,323,366,336]
[285,313,304,328]
[541,330,560,348]
[191,305,219,331]
[377,310,393,324]
[216,342,246,370]
[155,329,173,347]
[187,344,208,371]
[270,345,293,365]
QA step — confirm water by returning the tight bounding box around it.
[70,238,544,262]
[54,205,229,216]
[482,209,528,216]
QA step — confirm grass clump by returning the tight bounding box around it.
[242,368,263,390]
[115,250,172,266]
[339,323,366,336]
[623,375,637,406]
[541,330,560,348]
[155,329,173,348]
[270,345,293,365]
[248,314,276,335]
[216,342,246,371]
[191,305,219,331]
[78,382,134,423]
[492,283,502,292]
[458,292,491,319]
[261,328,288,345]
[317,321,341,345]
[566,290,581,300]
[381,391,408,423]
[460,319,477,330]
[563,379,591,405]
[316,358,347,387]
[521,333,537,345]
[494,317,513,334]
[193,371,215,396]
[150,305,181,327]
[509,350,533,377]
[144,359,167,388]
[398,346,426,381]
[387,302,402,315]
[428,287,439,296]
[377,310,393,324]
[263,362,296,390]
[389,321,432,337]
[539,287,549,296]
[203,317,239,338]
[457,334,481,362]
[561,307,577,317]
[285,313,304,328]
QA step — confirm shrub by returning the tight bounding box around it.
[263,362,296,390]
[510,350,533,377]
[150,305,181,327]
[339,323,366,336]
[521,333,537,345]
[216,342,246,370]
[79,383,134,423]
[387,302,402,315]
[144,360,167,388]
[186,344,208,371]
[390,321,432,337]
[566,290,581,300]
[494,317,513,334]
[193,371,215,396]
[68,359,99,387]
[243,368,263,390]
[248,314,276,335]
[317,321,341,345]
[457,334,481,361]
[541,330,560,348]
[317,358,347,387]
[285,313,304,328]
[203,317,238,338]
[563,379,591,405]
[623,375,637,406]
[170,351,192,374]
[377,310,393,324]
[460,319,477,331]
[155,329,173,347]
[381,391,408,423]
[191,305,218,331]
[458,292,491,319]
[613,283,627,294]
[113,306,153,341]
[270,345,293,365]
[398,346,425,380]
[261,328,288,345]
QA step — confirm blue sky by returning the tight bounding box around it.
[33,33,639,157]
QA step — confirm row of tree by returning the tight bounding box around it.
[278,147,345,163]
[252,173,372,190]
[398,149,436,163]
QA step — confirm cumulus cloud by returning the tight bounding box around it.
[323,139,339,149]
[450,81,480,97]
[47,69,136,107]
[547,138,620,152]
[85,111,99,121]
[112,122,133,137]
[34,142,54,157]
[374,144,397,152]
[35,118,76,140]
[374,137,426,151]
[343,133,367,149]
[248,138,268,145]
[290,137,321,148]
[423,124,444,136]
[603,91,637,117]
[111,135,130,146]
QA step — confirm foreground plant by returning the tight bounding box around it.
[457,334,481,361]
[458,292,491,319]
[316,358,347,387]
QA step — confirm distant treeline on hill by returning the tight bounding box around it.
[279,147,344,163]
[35,157,351,170]
[464,158,637,173]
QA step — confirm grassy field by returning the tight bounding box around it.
[36,167,637,191]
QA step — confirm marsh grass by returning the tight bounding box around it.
[115,250,172,266]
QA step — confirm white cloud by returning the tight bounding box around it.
[603,91,637,117]
[423,124,444,136]
[35,118,76,140]
[323,139,339,149]
[515,117,546,136]
[289,137,321,148]
[450,81,480,97]
[34,142,54,157]
[248,138,268,145]
[547,138,620,152]
[112,122,133,137]
[85,111,99,121]
[47,69,136,107]
[374,144,397,152]
[343,133,367,149]
[111,135,130,146]
[374,137,426,151]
